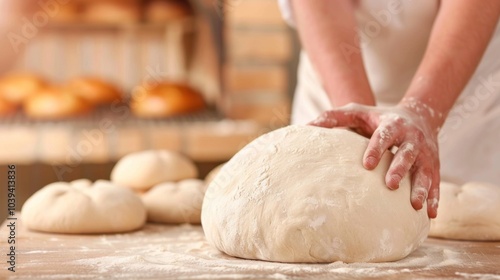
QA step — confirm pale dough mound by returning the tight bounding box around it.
[429,181,500,240]
[21,179,146,234]
[142,179,206,224]
[202,125,430,263]
[204,163,225,185]
[111,150,198,191]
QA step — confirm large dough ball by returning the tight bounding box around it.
[142,179,206,224]
[21,179,146,234]
[202,125,430,263]
[111,150,198,191]
[429,182,500,240]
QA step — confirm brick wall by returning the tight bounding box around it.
[220,0,297,127]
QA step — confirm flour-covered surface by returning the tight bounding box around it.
[1,220,499,279]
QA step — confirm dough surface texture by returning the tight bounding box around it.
[429,181,500,240]
[142,179,206,224]
[202,125,430,263]
[111,150,198,191]
[21,179,146,234]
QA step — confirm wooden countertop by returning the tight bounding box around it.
[1,218,499,279]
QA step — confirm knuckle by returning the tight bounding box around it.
[366,147,382,159]
[320,111,332,119]
[414,130,425,144]
[375,126,394,144]
[392,165,407,178]
[401,145,416,161]
[428,187,439,199]
[411,186,428,201]
[394,115,406,126]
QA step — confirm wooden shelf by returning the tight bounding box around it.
[44,18,196,32]
[0,110,265,164]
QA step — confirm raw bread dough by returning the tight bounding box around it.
[111,150,198,191]
[204,163,225,185]
[202,125,430,263]
[142,179,206,224]
[21,179,146,234]
[429,181,500,240]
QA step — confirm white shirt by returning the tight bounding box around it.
[279,0,500,185]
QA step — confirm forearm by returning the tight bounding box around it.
[0,1,33,73]
[292,0,375,107]
[401,0,500,133]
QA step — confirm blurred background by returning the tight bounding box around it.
[0,0,299,220]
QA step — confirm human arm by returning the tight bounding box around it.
[0,1,34,73]
[291,0,375,107]
[311,0,500,218]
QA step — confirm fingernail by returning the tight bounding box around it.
[365,156,377,168]
[388,174,401,189]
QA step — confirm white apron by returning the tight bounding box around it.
[279,0,500,185]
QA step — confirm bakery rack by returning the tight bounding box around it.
[0,107,261,164]
[15,19,197,92]
[2,14,264,165]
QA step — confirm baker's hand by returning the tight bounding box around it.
[309,103,440,218]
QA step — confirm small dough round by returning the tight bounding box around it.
[21,179,146,234]
[65,77,122,105]
[142,179,206,224]
[204,163,225,185]
[429,181,500,240]
[111,150,198,191]
[202,125,430,263]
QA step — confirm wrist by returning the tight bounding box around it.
[324,79,376,107]
[397,97,445,137]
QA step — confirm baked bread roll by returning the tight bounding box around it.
[145,0,192,23]
[0,97,16,116]
[51,2,82,23]
[0,73,47,105]
[131,82,206,118]
[82,0,141,24]
[24,87,92,119]
[66,77,122,105]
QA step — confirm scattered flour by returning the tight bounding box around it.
[11,224,497,279]
[456,272,500,279]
